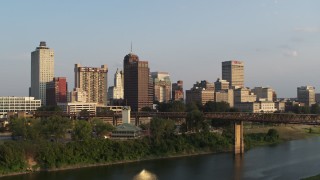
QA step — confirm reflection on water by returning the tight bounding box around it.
[133,169,158,180]
[233,154,243,180]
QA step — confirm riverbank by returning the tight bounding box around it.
[0,131,233,177]
[1,125,319,178]
[245,124,320,141]
[0,150,229,178]
[302,174,320,180]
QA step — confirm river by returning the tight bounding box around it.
[2,136,320,180]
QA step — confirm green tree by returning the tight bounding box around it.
[264,128,279,142]
[150,118,175,144]
[41,115,71,142]
[203,101,230,112]
[37,106,62,112]
[26,118,43,140]
[10,118,27,139]
[91,118,115,138]
[186,101,202,112]
[186,110,205,132]
[156,101,186,112]
[169,101,186,112]
[73,120,92,141]
[311,104,320,114]
[9,118,43,140]
[292,104,310,114]
[79,109,90,118]
[141,106,154,112]
[0,142,26,173]
[302,106,310,114]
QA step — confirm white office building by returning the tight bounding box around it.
[108,69,124,100]
[58,102,97,115]
[0,97,41,118]
[30,41,54,105]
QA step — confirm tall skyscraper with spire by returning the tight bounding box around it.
[30,41,54,105]
[123,52,153,111]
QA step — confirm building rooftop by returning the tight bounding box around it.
[114,123,141,132]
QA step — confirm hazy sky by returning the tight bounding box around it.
[0,0,319,98]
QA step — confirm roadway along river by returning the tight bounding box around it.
[3,136,320,180]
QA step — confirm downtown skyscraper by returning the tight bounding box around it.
[151,72,171,103]
[222,60,244,89]
[46,77,68,106]
[123,52,153,111]
[30,41,54,105]
[74,64,108,106]
[108,68,124,100]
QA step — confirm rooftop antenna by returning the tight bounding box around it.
[130,41,133,53]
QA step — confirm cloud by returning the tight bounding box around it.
[294,27,320,33]
[283,50,298,57]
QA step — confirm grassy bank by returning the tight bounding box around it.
[302,174,320,180]
[245,124,320,140]
[242,124,320,150]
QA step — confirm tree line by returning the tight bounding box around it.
[0,116,235,175]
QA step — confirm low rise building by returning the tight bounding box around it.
[252,87,274,102]
[186,80,215,105]
[215,89,234,107]
[0,97,41,118]
[275,101,285,112]
[234,88,256,103]
[111,123,142,139]
[235,101,276,113]
[69,88,88,103]
[186,89,214,105]
[57,102,97,116]
[214,78,229,92]
[172,80,184,101]
[316,93,320,104]
[151,72,171,103]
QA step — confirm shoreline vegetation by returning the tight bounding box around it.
[302,174,320,180]
[1,123,319,178]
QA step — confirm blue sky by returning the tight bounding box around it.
[0,0,319,98]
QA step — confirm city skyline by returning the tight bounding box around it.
[0,1,319,98]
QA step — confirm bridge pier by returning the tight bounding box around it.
[234,121,244,155]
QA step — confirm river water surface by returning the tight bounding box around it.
[2,136,320,180]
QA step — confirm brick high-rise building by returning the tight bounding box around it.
[123,53,153,111]
[222,60,244,89]
[74,64,108,106]
[151,72,171,103]
[46,77,68,106]
[30,41,54,105]
[172,80,184,101]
